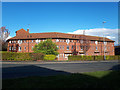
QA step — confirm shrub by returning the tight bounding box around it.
[29,53,44,60]
[44,55,56,61]
[68,55,120,61]
[94,56,104,61]
[1,52,44,61]
[68,55,94,61]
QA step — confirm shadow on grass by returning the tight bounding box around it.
[2,64,120,89]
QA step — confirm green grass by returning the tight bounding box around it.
[3,70,120,89]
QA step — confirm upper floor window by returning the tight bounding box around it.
[18,40,20,43]
[95,41,98,45]
[24,40,26,43]
[80,40,83,44]
[18,40,22,44]
[67,46,69,50]
[91,41,94,44]
[56,39,59,42]
[9,41,11,43]
[14,41,16,43]
[104,42,107,45]
[66,39,70,44]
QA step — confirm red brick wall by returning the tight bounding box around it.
[7,29,115,60]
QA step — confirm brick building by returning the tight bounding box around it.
[7,28,115,60]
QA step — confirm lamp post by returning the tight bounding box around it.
[103,21,106,60]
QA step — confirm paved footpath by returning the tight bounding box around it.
[1,60,120,79]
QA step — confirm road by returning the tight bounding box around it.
[2,60,120,79]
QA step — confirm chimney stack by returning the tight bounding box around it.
[27,29,29,33]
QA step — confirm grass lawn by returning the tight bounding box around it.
[3,70,120,89]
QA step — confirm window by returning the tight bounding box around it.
[9,46,11,51]
[72,45,74,49]
[67,46,69,50]
[24,46,26,50]
[66,39,70,44]
[80,46,83,50]
[14,41,16,43]
[24,40,26,43]
[20,40,22,43]
[19,46,21,51]
[104,42,107,45]
[95,41,98,45]
[96,46,98,50]
[63,45,64,50]
[91,41,94,44]
[32,40,33,43]
[56,39,59,42]
[80,40,83,44]
[14,47,16,50]
[9,41,11,43]
[77,46,79,50]
[18,40,20,43]
[60,45,62,49]
[57,45,59,49]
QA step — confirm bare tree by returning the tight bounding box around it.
[79,31,90,55]
[0,26,10,51]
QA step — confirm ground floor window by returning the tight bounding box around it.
[19,46,21,51]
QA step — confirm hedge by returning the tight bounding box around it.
[44,55,56,61]
[68,55,120,61]
[1,52,44,61]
